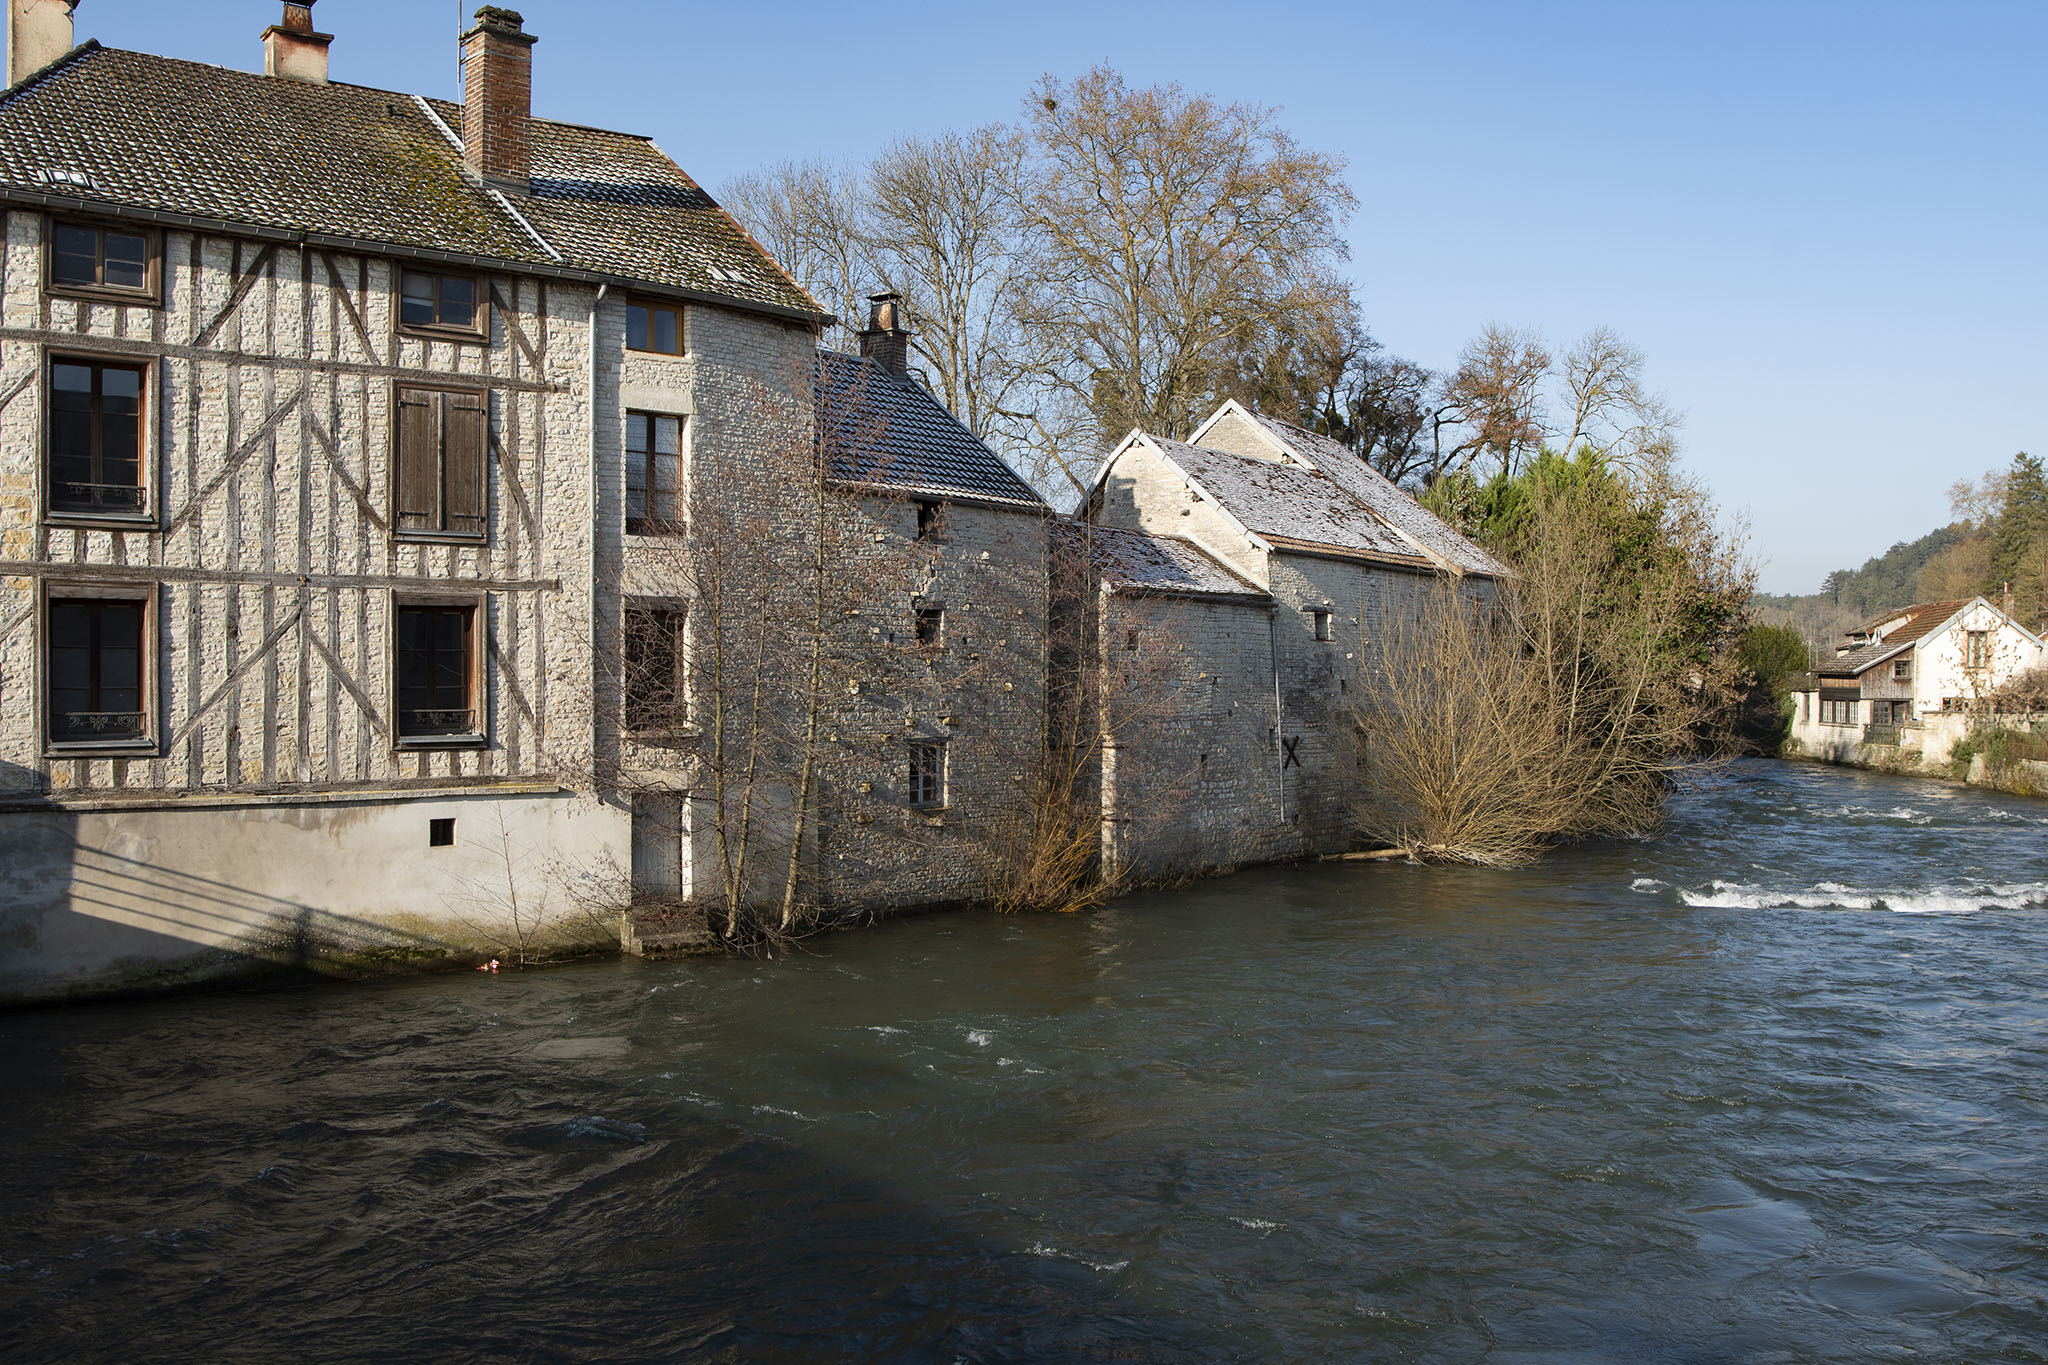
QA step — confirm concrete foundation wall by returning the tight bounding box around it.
[0,785,629,1005]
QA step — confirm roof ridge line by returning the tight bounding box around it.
[0,38,101,110]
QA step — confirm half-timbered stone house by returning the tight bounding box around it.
[0,2,848,999]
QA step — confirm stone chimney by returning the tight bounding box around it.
[859,293,911,375]
[9,0,77,87]
[262,2,331,84]
[461,6,535,192]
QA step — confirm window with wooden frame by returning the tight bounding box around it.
[394,386,488,539]
[1966,630,1990,670]
[624,411,683,534]
[394,600,482,744]
[1892,657,1911,682]
[907,740,946,808]
[47,357,148,519]
[626,299,683,355]
[399,269,482,335]
[623,603,688,732]
[47,219,159,303]
[45,589,152,751]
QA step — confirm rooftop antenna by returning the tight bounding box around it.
[456,1,463,95]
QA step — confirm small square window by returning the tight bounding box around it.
[1892,658,1911,682]
[429,818,456,847]
[627,300,684,354]
[916,501,943,540]
[914,606,943,649]
[400,270,481,334]
[908,741,946,808]
[48,219,158,301]
[1310,609,1333,642]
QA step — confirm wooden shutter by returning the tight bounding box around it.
[395,389,441,532]
[443,392,488,536]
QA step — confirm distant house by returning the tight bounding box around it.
[1789,597,2044,754]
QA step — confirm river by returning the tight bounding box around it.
[3,758,2046,1362]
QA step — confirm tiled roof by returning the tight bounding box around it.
[817,350,1046,509]
[0,44,820,316]
[1065,522,1266,599]
[1821,599,1970,676]
[1152,436,1432,565]
[1232,412,1510,578]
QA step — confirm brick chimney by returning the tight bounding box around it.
[262,2,331,84]
[461,6,535,192]
[859,293,911,375]
[9,0,77,87]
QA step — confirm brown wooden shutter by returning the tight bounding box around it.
[395,389,441,531]
[443,392,488,536]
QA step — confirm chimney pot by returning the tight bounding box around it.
[9,0,77,87]
[462,5,536,192]
[859,292,911,376]
[263,0,331,84]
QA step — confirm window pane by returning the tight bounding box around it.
[652,307,679,354]
[52,362,92,396]
[53,225,98,285]
[624,488,647,523]
[653,416,680,455]
[625,412,649,454]
[652,452,678,494]
[626,303,648,351]
[438,276,474,328]
[101,368,140,404]
[103,233,148,290]
[400,272,436,326]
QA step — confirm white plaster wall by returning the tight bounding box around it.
[1912,603,2044,712]
[0,787,629,1005]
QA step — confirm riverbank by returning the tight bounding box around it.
[1783,709,2048,798]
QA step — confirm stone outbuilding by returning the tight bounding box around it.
[1079,400,1505,879]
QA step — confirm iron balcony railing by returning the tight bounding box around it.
[52,710,145,740]
[401,708,477,737]
[52,482,146,511]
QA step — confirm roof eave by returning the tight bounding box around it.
[0,187,832,327]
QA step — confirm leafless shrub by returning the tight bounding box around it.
[1353,467,1750,865]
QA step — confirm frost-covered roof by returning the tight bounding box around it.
[1066,522,1266,600]
[1154,436,1432,565]
[817,351,1046,509]
[0,44,820,316]
[1209,408,1510,578]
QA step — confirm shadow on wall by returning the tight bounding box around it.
[0,782,464,1007]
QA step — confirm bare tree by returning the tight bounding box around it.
[1434,324,1552,478]
[1354,460,1753,865]
[1555,325,1680,478]
[719,160,870,351]
[865,127,1033,446]
[1014,66,1357,493]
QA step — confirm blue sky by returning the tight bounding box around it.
[74,1,2048,594]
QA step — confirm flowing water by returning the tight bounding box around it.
[4,759,2048,1362]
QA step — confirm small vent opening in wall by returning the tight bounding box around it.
[430,818,456,847]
